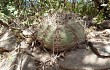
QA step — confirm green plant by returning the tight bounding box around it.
[35,11,85,52]
[73,0,98,17]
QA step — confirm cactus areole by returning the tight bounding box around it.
[35,11,85,52]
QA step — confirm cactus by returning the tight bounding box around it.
[35,11,85,52]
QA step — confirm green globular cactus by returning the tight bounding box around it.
[35,11,85,52]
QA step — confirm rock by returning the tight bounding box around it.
[0,51,36,70]
[0,30,17,51]
[59,49,110,70]
[97,20,110,29]
[20,41,29,49]
[22,26,36,36]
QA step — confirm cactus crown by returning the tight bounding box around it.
[35,10,85,52]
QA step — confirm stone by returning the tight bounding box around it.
[59,49,110,70]
[0,30,17,51]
